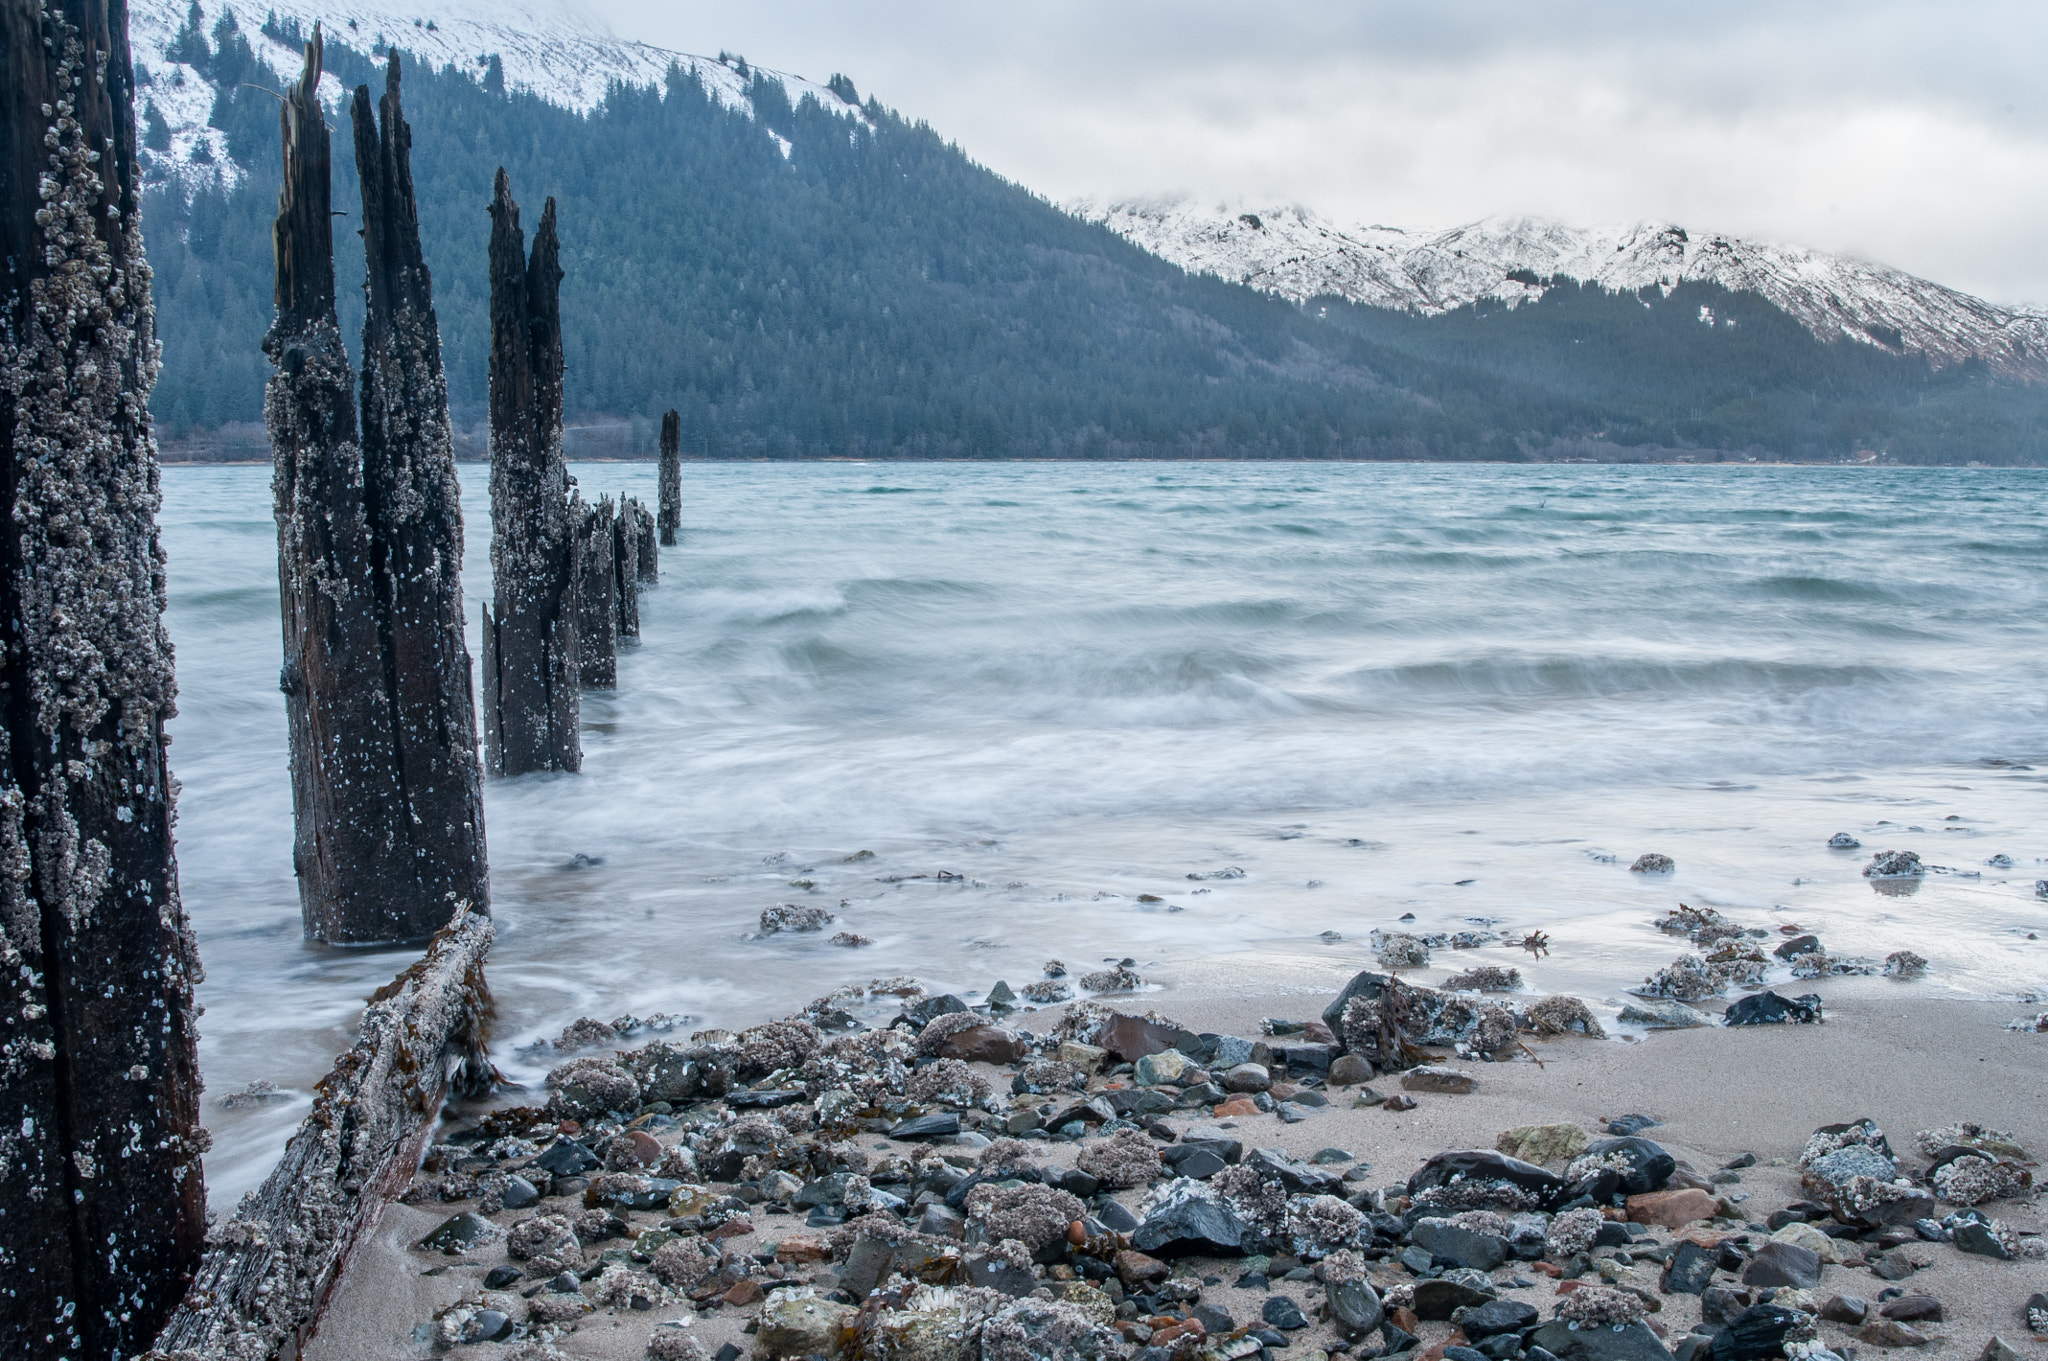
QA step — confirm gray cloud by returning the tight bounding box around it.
[585,0,2048,305]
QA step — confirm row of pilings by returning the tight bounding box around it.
[0,9,682,1355]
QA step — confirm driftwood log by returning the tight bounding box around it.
[576,496,619,688]
[481,173,580,774]
[145,906,496,1361]
[266,34,486,944]
[657,407,682,545]
[0,2,208,1354]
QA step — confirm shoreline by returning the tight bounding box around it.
[303,969,2048,1361]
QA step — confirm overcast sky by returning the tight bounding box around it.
[584,1,2048,306]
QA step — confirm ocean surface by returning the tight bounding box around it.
[159,462,2048,1208]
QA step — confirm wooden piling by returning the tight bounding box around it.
[0,1,207,1353]
[482,174,581,774]
[658,407,682,545]
[577,497,620,688]
[267,34,486,944]
[615,496,641,642]
[634,499,660,583]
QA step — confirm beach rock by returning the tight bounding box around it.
[1134,1049,1192,1085]
[1249,1146,1345,1193]
[1979,1339,2022,1361]
[1951,1220,2009,1259]
[1376,932,1434,968]
[1863,850,1924,878]
[1264,1296,1309,1330]
[1820,1295,1869,1324]
[1133,1190,1249,1257]
[1607,1114,1661,1136]
[1222,1062,1273,1093]
[1723,991,1824,1026]
[1460,1298,1540,1339]
[905,993,970,1027]
[1114,1249,1170,1287]
[1409,1149,1567,1206]
[1058,1040,1107,1074]
[1631,854,1677,874]
[418,1212,502,1253]
[1829,833,1862,849]
[1883,951,1928,978]
[1880,1295,1943,1323]
[1179,1127,1245,1163]
[1772,935,1823,961]
[760,902,836,934]
[1498,1124,1590,1165]
[2026,1292,2048,1333]
[1858,1320,1932,1348]
[1413,1278,1498,1320]
[1710,1305,1807,1361]
[1413,1219,1509,1271]
[1529,1320,1674,1361]
[1629,1189,1718,1228]
[756,1286,857,1357]
[1662,1241,1718,1295]
[1403,1065,1478,1094]
[889,1112,962,1140]
[1323,1276,1382,1337]
[1741,1242,1822,1289]
[1100,1013,1193,1063]
[1618,999,1712,1029]
[986,980,1017,1009]
[930,1022,1028,1064]
[1588,1137,1677,1195]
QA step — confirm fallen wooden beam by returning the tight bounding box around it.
[145,905,496,1361]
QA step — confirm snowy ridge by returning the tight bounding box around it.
[130,0,859,189]
[1074,198,2048,381]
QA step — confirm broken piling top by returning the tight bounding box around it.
[353,51,436,324]
[659,406,683,544]
[272,24,334,330]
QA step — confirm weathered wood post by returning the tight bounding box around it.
[576,496,620,687]
[481,174,581,774]
[266,34,487,944]
[614,495,641,642]
[634,499,659,583]
[658,406,682,545]
[0,1,207,1353]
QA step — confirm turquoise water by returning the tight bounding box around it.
[159,462,2048,1205]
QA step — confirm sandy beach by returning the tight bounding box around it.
[301,964,2048,1361]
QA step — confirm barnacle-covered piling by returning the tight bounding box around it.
[481,173,581,773]
[658,406,682,545]
[576,495,620,688]
[267,34,487,944]
[633,496,659,582]
[0,1,206,1353]
[615,495,642,641]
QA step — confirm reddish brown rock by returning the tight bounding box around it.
[776,1235,832,1264]
[1859,1320,1932,1348]
[931,1023,1029,1064]
[1627,1189,1720,1227]
[1100,1013,1190,1063]
[1114,1249,1171,1287]
[1213,1097,1260,1118]
[721,1279,766,1307]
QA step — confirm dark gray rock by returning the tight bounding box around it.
[1528,1320,1675,1361]
[1444,1349,1490,1361]
[1584,1137,1675,1195]
[418,1212,498,1253]
[1412,1219,1509,1272]
[1607,1115,1661,1136]
[1322,969,1394,1038]
[467,1308,514,1342]
[1953,1221,2010,1259]
[1663,1240,1719,1295]
[1250,1146,1346,1193]
[964,1251,1040,1296]
[1133,1195,1248,1257]
[1264,1295,1308,1330]
[905,994,970,1027]
[1709,1305,1806,1361]
[1741,1241,1821,1289]
[1723,992,1824,1026]
[534,1138,599,1176]
[1772,935,1822,960]
[1407,1149,1567,1205]
[1458,1298,1539,1339]
[1413,1277,1497,1320]
[1162,1147,1226,1180]
[1819,1295,1868,1325]
[500,1175,540,1210]
[483,1265,522,1290]
[889,1112,961,1140]
[1330,1278,1384,1336]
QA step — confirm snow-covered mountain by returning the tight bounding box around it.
[1073,199,2048,380]
[130,0,857,189]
